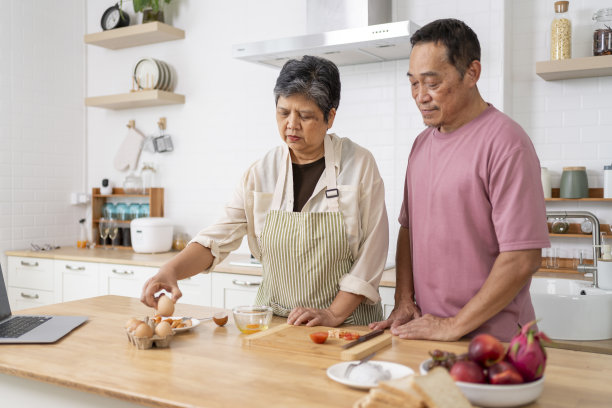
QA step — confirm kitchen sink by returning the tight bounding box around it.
[530,278,612,341]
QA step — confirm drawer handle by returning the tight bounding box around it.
[231,279,260,287]
[112,269,134,275]
[65,265,85,271]
[20,260,39,267]
[20,292,39,299]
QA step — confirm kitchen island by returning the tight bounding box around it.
[1,296,611,407]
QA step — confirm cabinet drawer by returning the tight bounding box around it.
[7,287,54,311]
[100,263,158,298]
[211,272,262,309]
[7,257,54,291]
[53,261,100,302]
[379,286,395,319]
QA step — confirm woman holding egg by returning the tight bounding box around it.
[140,56,388,326]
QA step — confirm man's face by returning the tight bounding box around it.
[408,42,476,133]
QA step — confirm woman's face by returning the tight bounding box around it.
[276,94,336,164]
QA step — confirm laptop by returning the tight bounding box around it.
[0,264,88,343]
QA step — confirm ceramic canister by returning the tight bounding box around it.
[598,260,612,290]
[560,166,589,198]
[541,167,552,199]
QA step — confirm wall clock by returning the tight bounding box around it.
[101,3,130,31]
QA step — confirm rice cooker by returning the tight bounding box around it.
[130,217,173,253]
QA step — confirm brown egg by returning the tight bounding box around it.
[156,295,175,317]
[213,312,228,327]
[155,321,173,337]
[133,322,153,338]
[127,319,143,333]
[125,317,140,329]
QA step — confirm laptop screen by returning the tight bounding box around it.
[0,266,13,321]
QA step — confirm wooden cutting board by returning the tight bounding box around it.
[242,324,392,361]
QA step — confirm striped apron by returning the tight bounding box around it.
[254,135,383,325]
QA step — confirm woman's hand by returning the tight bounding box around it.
[140,267,183,309]
[287,307,344,327]
[368,301,421,331]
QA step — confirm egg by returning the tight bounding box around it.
[156,295,175,317]
[127,319,143,333]
[155,321,173,337]
[125,317,140,329]
[213,312,228,327]
[133,322,153,338]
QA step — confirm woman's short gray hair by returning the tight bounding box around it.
[273,55,341,122]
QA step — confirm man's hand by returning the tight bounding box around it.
[390,314,461,341]
[368,301,421,331]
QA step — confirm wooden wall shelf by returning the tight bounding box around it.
[536,55,612,81]
[547,223,611,238]
[84,22,185,50]
[546,188,612,202]
[85,90,185,110]
[91,188,164,250]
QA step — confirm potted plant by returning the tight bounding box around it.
[133,0,173,24]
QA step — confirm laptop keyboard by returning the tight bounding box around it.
[0,316,51,338]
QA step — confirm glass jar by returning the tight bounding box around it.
[128,203,141,220]
[593,8,612,56]
[139,203,150,218]
[551,1,571,60]
[102,202,116,219]
[141,162,156,190]
[123,173,144,194]
[115,202,128,221]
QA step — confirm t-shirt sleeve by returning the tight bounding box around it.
[489,145,550,252]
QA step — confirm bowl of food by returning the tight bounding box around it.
[419,359,544,408]
[232,305,273,334]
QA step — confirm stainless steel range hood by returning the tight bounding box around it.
[232,0,420,68]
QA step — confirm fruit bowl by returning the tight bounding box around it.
[419,359,544,408]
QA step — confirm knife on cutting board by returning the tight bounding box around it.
[341,329,385,349]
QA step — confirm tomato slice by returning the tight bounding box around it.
[309,331,329,344]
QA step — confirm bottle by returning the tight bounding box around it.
[551,1,571,60]
[77,218,88,248]
[593,8,612,56]
[604,163,612,199]
[541,167,552,199]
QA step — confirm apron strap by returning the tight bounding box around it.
[323,134,339,212]
[271,134,339,212]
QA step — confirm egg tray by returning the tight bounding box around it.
[126,330,174,349]
[126,317,174,349]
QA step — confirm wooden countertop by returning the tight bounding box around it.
[1,296,610,408]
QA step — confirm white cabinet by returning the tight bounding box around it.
[379,286,395,319]
[100,263,157,299]
[177,273,211,307]
[211,272,262,309]
[7,257,55,311]
[53,260,101,303]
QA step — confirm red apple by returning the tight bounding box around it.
[468,334,505,367]
[488,361,524,384]
[449,360,486,384]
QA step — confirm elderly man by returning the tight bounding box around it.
[370,19,549,341]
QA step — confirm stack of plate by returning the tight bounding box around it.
[133,58,174,91]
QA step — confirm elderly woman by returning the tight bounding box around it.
[141,55,388,326]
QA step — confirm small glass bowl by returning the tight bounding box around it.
[232,305,273,334]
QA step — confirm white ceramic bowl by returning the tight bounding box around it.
[419,359,544,408]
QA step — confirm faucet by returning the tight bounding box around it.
[546,210,601,288]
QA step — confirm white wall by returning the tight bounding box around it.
[0,0,86,273]
[79,0,610,263]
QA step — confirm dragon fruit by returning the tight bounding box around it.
[506,320,551,382]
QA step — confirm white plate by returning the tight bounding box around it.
[133,58,160,90]
[166,317,201,333]
[419,359,544,408]
[327,361,414,390]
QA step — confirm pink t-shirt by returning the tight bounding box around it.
[398,105,550,341]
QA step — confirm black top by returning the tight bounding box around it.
[292,157,326,212]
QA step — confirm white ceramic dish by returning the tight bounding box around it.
[133,58,160,90]
[419,359,544,408]
[327,361,414,390]
[168,317,201,333]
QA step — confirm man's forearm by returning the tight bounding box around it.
[451,249,541,337]
[394,226,416,306]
